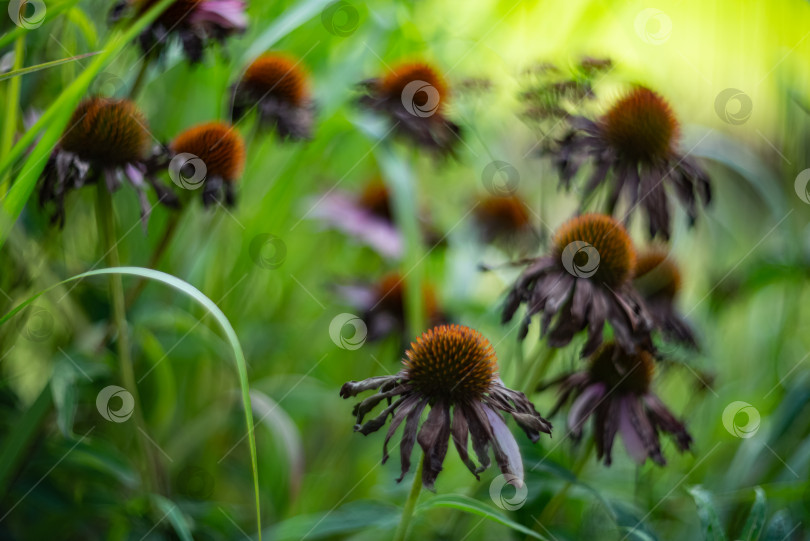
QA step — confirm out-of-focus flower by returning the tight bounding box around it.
[634,249,698,348]
[39,97,177,227]
[502,213,653,356]
[231,52,315,139]
[472,193,537,251]
[358,61,461,155]
[546,342,692,466]
[337,272,445,343]
[552,86,711,239]
[341,324,552,489]
[111,0,247,64]
[310,178,444,259]
[169,121,245,206]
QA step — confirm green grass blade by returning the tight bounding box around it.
[741,487,766,541]
[0,51,101,82]
[0,0,177,250]
[0,267,262,538]
[417,494,549,540]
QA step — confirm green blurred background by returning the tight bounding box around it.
[2,0,810,539]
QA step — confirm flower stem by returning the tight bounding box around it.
[95,184,161,494]
[520,343,558,395]
[125,211,180,308]
[392,454,424,541]
[128,53,153,99]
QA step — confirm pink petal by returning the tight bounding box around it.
[485,406,523,485]
[191,0,248,29]
[310,192,403,259]
[618,397,648,463]
[568,382,605,435]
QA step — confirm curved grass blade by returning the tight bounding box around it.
[0,51,101,82]
[417,494,549,540]
[741,487,766,541]
[0,267,262,539]
[688,486,728,541]
[241,0,335,63]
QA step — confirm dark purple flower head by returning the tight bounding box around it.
[358,61,461,155]
[111,0,247,64]
[341,324,551,489]
[548,342,692,466]
[502,213,654,357]
[552,86,711,239]
[39,97,178,228]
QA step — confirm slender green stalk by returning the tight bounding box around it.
[520,344,558,395]
[393,454,425,541]
[125,212,180,308]
[95,185,161,494]
[128,52,154,99]
[0,35,25,194]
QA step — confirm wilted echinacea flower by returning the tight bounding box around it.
[39,97,177,227]
[341,324,551,489]
[634,249,698,349]
[231,53,315,139]
[111,0,247,63]
[168,121,245,207]
[358,61,461,155]
[546,342,692,466]
[502,213,654,357]
[553,86,711,239]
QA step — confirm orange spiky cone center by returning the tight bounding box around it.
[404,325,498,402]
[380,62,448,111]
[242,53,309,106]
[601,87,679,163]
[475,194,531,232]
[552,213,636,287]
[60,97,150,166]
[170,122,245,182]
[588,342,654,395]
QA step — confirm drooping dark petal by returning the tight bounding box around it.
[450,405,480,478]
[567,382,605,437]
[463,403,492,474]
[595,398,620,465]
[643,393,693,451]
[417,400,451,490]
[340,375,399,398]
[351,384,409,425]
[355,396,406,435]
[483,405,524,484]
[582,288,608,357]
[397,397,429,482]
[383,394,420,463]
[624,395,664,465]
